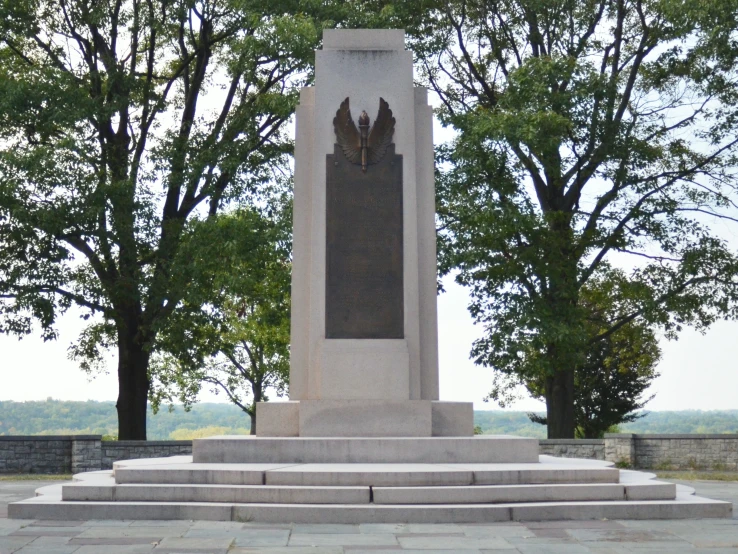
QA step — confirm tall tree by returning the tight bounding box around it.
[413,0,738,437]
[0,0,321,438]
[151,202,291,435]
[527,272,661,438]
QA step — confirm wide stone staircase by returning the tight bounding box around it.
[9,436,731,522]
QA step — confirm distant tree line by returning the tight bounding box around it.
[1,400,738,440]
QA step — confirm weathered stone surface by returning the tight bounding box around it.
[193,435,540,464]
[539,439,606,461]
[602,434,738,470]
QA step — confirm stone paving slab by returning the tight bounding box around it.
[10,526,81,536]
[289,533,399,546]
[74,546,156,553]
[0,535,35,552]
[229,549,343,554]
[398,535,516,549]
[69,537,160,545]
[7,547,79,554]
[153,535,234,552]
[75,525,188,538]
[185,527,290,547]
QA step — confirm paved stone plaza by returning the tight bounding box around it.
[0,478,736,553]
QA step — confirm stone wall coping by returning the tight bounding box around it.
[104,440,192,446]
[539,439,604,444]
[0,435,101,441]
[632,434,738,439]
[602,433,738,439]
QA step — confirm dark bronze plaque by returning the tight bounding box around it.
[326,143,404,338]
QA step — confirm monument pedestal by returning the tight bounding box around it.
[191,435,537,464]
[255,400,473,437]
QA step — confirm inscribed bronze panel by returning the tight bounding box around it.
[325,143,404,338]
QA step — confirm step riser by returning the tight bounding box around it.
[373,483,677,504]
[9,502,232,521]
[193,436,539,464]
[115,469,265,485]
[63,485,371,505]
[9,499,730,523]
[114,468,619,487]
[475,469,621,485]
[265,471,474,487]
[61,483,676,505]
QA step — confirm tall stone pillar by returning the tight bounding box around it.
[256,29,472,437]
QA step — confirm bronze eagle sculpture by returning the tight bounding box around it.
[333,97,395,172]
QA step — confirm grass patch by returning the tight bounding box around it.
[655,470,738,482]
[0,474,72,481]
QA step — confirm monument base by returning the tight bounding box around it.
[191,435,539,464]
[9,454,731,522]
[255,400,473,437]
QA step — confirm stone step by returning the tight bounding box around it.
[264,464,621,487]
[61,480,675,506]
[113,461,620,487]
[114,463,292,485]
[192,435,539,464]
[9,493,730,523]
[62,483,371,504]
[372,482,677,504]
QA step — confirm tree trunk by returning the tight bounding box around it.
[115,322,151,440]
[249,411,257,436]
[545,369,576,438]
[249,379,263,436]
[541,212,580,439]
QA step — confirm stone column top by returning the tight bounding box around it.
[322,29,405,50]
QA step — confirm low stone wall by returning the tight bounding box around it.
[539,439,605,460]
[0,436,192,474]
[3,434,738,472]
[101,441,192,469]
[0,436,100,474]
[608,434,738,470]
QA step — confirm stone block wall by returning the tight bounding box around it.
[0,436,193,474]
[100,441,192,469]
[72,437,102,473]
[3,434,738,472]
[539,439,605,460]
[0,436,85,474]
[627,434,738,470]
[604,433,636,467]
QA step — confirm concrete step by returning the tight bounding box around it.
[113,461,619,487]
[62,480,675,506]
[264,463,621,487]
[9,492,730,522]
[62,483,371,504]
[192,435,540,464]
[114,462,293,485]
[372,481,677,504]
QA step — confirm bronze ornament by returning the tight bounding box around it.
[333,97,396,172]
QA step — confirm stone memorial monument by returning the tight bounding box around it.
[10,29,731,523]
[256,28,472,438]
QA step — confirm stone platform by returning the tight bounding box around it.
[9,438,731,523]
[191,435,538,463]
[255,400,474,437]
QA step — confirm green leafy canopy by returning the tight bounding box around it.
[403,0,738,435]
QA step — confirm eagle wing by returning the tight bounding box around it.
[367,97,395,164]
[333,97,361,164]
